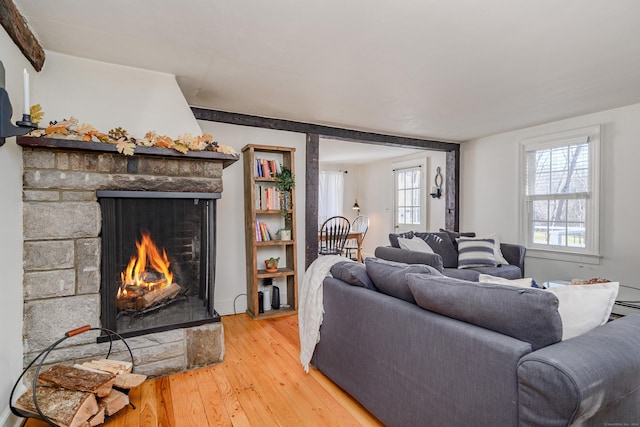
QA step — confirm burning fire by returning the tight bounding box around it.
[117,231,173,299]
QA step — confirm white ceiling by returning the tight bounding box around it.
[14,0,640,142]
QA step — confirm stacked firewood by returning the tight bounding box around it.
[15,359,147,427]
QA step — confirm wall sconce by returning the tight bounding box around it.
[429,167,443,199]
[352,199,361,212]
[0,64,37,146]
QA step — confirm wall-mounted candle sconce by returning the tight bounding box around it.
[352,199,361,212]
[429,166,443,199]
[0,63,37,146]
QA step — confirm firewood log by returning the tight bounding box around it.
[38,365,115,398]
[81,359,133,375]
[75,364,146,389]
[137,281,181,310]
[15,387,99,427]
[113,372,147,389]
[98,389,129,416]
[88,406,105,426]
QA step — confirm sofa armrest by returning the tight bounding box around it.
[500,243,525,273]
[517,314,640,426]
[374,246,444,273]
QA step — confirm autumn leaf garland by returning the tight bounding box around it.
[26,114,236,156]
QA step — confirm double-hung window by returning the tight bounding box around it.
[521,126,600,259]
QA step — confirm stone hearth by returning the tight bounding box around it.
[20,138,236,377]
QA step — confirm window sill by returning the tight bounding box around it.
[526,248,602,265]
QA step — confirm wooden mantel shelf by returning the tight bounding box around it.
[16,136,239,168]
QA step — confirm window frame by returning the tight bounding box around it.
[519,125,601,263]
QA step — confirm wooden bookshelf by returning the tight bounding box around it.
[242,144,298,319]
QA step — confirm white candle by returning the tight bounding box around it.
[23,68,30,116]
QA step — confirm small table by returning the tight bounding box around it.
[613,284,640,317]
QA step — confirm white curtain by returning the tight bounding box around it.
[319,171,344,226]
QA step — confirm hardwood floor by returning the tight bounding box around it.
[23,314,383,427]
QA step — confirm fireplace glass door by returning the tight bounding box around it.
[98,191,220,340]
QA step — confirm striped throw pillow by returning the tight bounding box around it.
[457,238,496,269]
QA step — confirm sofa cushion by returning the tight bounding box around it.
[479,274,535,288]
[545,282,619,340]
[407,274,563,350]
[389,231,414,248]
[398,236,434,253]
[456,238,497,269]
[365,257,441,303]
[473,265,523,280]
[439,228,476,250]
[330,261,376,291]
[414,232,458,268]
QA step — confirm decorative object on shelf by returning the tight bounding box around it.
[352,200,361,212]
[429,166,443,199]
[276,165,295,215]
[265,257,280,272]
[0,65,38,145]
[278,229,292,241]
[18,110,236,156]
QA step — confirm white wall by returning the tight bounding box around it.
[197,121,306,315]
[33,52,201,137]
[359,150,447,257]
[0,49,202,427]
[0,30,31,427]
[461,102,640,288]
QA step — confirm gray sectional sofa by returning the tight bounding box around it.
[375,230,526,281]
[312,258,640,427]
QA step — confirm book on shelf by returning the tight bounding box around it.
[255,220,274,242]
[255,184,284,211]
[254,158,282,178]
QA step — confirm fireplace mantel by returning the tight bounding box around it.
[17,135,239,168]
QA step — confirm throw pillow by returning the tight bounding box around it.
[389,231,415,248]
[398,236,435,254]
[545,282,619,340]
[479,274,534,288]
[456,238,497,269]
[330,261,377,291]
[477,233,509,265]
[439,228,476,250]
[406,274,562,350]
[414,232,458,268]
[365,257,441,304]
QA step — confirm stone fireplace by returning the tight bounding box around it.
[19,136,237,377]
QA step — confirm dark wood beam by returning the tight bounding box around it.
[192,107,458,152]
[305,134,320,269]
[445,147,460,231]
[194,106,462,264]
[0,0,45,71]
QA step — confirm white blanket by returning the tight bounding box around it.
[298,255,353,372]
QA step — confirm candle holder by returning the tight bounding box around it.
[0,87,37,146]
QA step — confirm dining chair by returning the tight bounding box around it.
[319,216,351,256]
[345,215,369,260]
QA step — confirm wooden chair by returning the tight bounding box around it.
[319,216,351,256]
[345,215,369,260]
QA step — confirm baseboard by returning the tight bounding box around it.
[2,381,27,427]
[1,405,22,427]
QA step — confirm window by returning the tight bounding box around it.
[394,165,423,233]
[521,126,600,258]
[318,171,344,226]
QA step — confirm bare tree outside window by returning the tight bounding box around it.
[526,141,589,248]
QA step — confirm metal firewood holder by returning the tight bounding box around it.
[9,325,136,426]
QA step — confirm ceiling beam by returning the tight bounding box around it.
[192,107,459,152]
[0,0,45,71]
